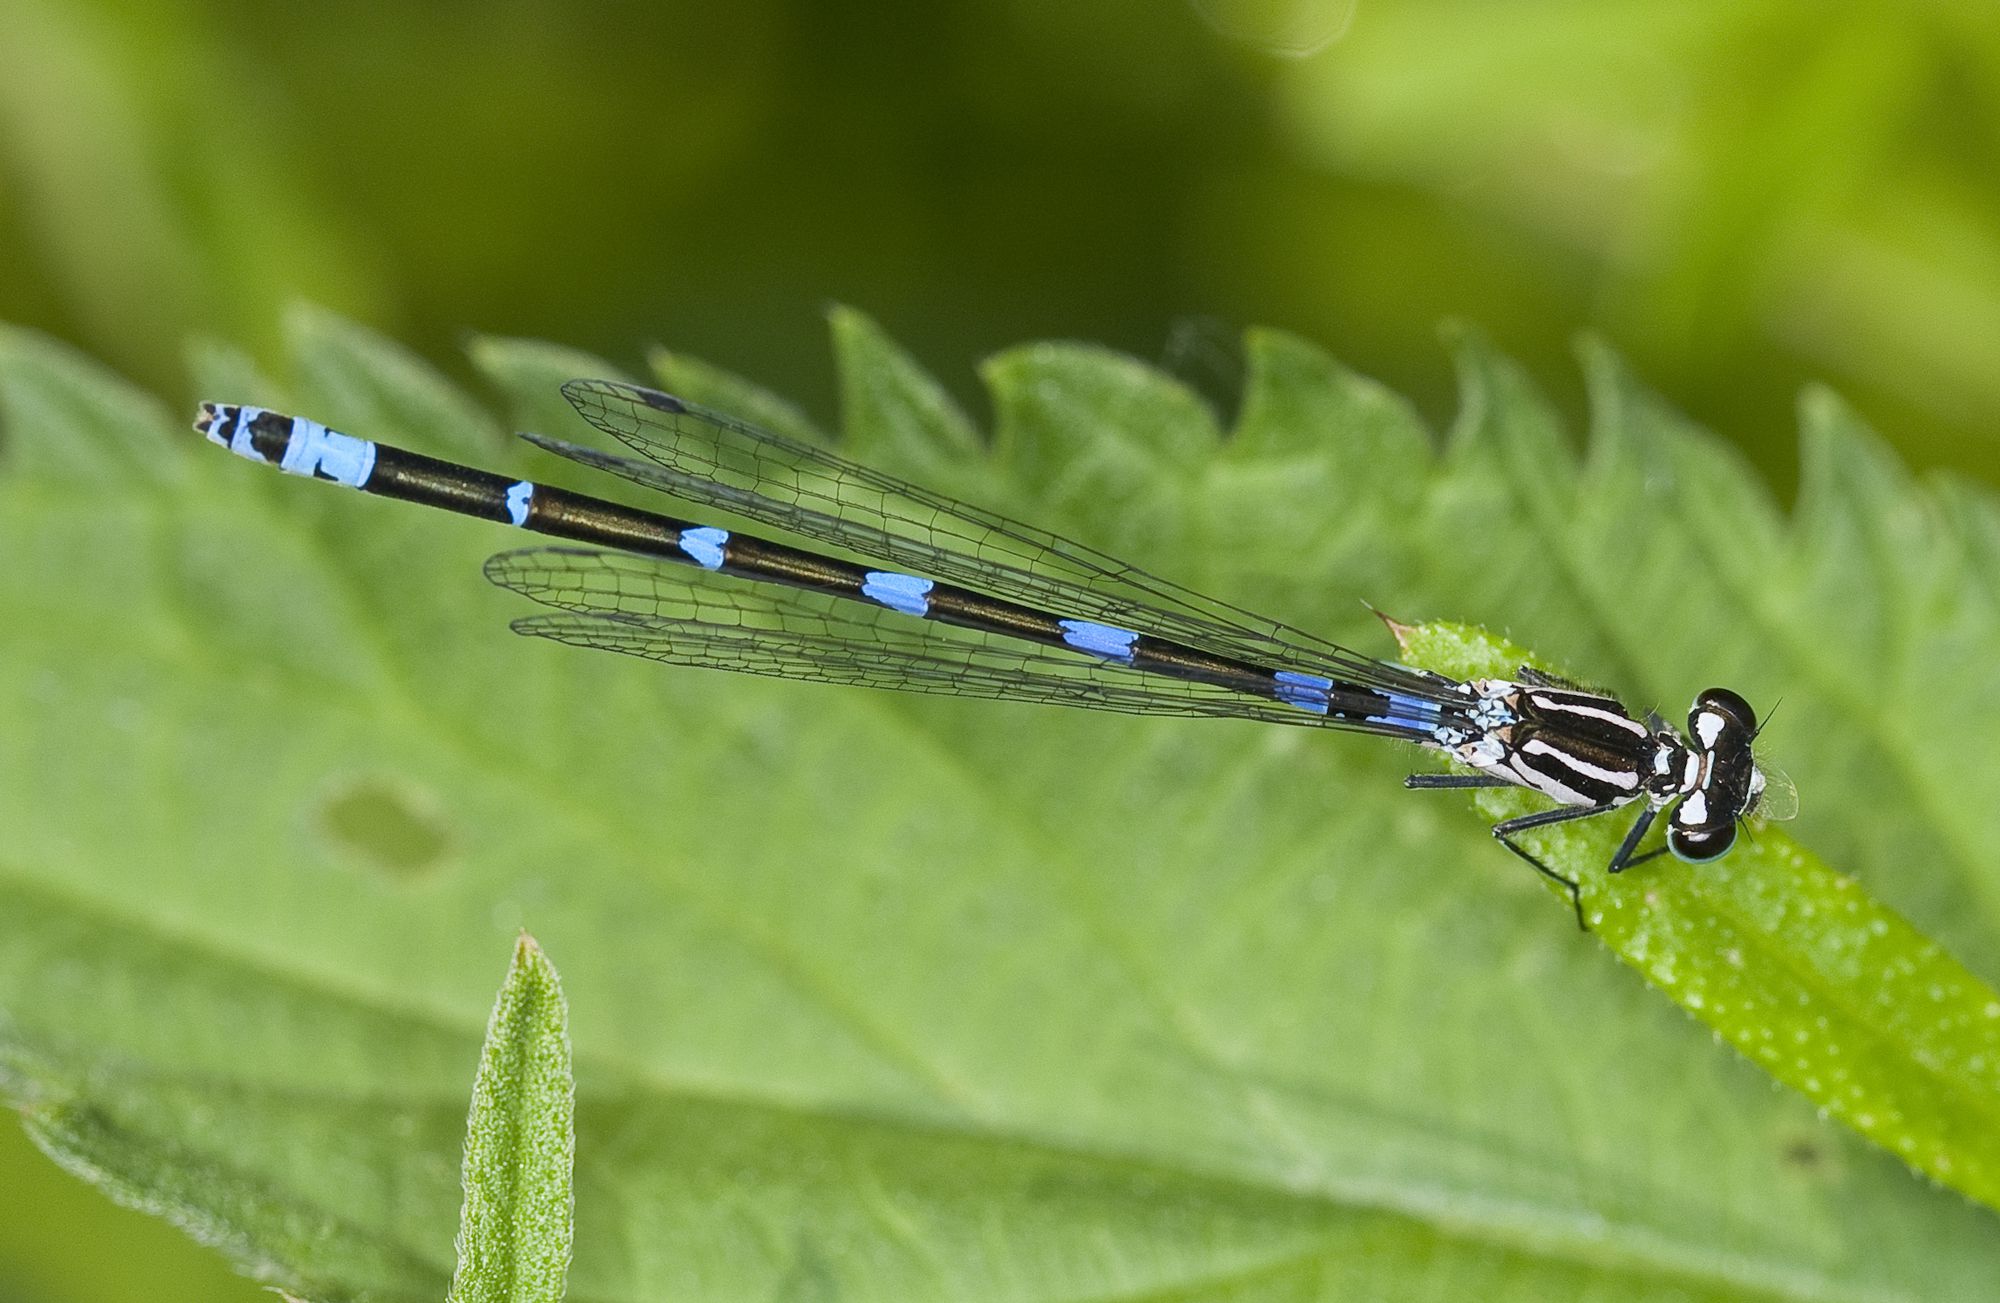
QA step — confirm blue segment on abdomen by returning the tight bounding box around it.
[216,406,255,455]
[678,526,729,570]
[1274,670,1334,714]
[505,480,534,527]
[1369,692,1442,733]
[1059,619,1138,663]
[276,415,375,489]
[861,571,933,617]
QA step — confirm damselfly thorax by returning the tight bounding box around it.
[1405,674,1782,913]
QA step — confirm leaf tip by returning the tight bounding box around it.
[1797,380,1847,424]
[825,300,881,338]
[511,929,549,972]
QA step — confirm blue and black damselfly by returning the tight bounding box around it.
[195,380,1791,926]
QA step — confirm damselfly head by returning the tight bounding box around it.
[1688,686,1757,740]
[193,401,225,439]
[1667,685,1769,864]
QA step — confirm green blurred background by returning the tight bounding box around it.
[3,0,1999,1297]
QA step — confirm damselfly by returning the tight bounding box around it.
[195,380,1791,926]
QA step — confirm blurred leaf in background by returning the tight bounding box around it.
[4,1,1998,491]
[1265,0,2000,490]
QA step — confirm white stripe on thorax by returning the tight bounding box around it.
[1506,753,1595,806]
[1520,737,1642,791]
[1527,693,1650,737]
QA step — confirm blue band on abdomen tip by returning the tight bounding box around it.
[277,416,375,488]
[220,406,259,459]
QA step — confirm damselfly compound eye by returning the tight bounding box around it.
[1670,821,1737,863]
[1696,686,1756,726]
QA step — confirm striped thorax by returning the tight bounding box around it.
[1438,677,1770,866]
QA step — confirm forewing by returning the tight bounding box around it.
[486,546,1430,733]
[534,379,1445,699]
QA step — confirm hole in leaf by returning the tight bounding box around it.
[320,778,452,879]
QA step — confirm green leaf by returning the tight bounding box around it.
[649,349,825,448]
[447,934,574,1303]
[6,311,2000,1301]
[830,305,980,472]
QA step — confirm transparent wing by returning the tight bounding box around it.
[1751,766,1800,822]
[531,379,1448,700]
[486,546,1446,735]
